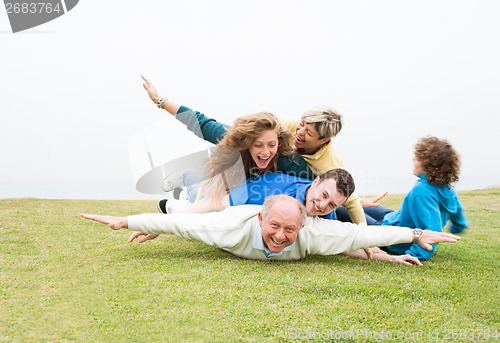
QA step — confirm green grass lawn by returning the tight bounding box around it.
[1,189,499,342]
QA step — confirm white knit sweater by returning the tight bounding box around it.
[128,205,412,261]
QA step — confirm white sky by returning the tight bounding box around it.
[0,0,499,199]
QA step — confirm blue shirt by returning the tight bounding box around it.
[229,173,336,220]
[383,174,469,260]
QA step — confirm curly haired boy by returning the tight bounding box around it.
[364,136,469,260]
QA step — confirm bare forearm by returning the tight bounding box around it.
[343,249,369,260]
[159,99,181,116]
[370,251,395,263]
[141,75,181,116]
[344,247,386,261]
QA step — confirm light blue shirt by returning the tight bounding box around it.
[252,225,296,258]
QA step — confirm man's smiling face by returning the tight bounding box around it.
[258,198,303,253]
[304,177,347,217]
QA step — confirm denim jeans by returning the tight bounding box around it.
[335,205,394,225]
[183,171,208,203]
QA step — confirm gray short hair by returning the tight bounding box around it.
[301,106,343,139]
[261,194,307,225]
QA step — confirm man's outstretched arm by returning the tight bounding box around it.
[81,213,128,230]
[81,206,261,249]
[306,217,461,256]
[81,213,158,243]
[416,229,461,250]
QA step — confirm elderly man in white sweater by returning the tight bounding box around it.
[81,195,460,264]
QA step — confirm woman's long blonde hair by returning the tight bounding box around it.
[199,112,292,199]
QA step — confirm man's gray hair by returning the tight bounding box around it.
[261,194,307,225]
[301,105,342,139]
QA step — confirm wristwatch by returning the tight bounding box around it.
[413,228,423,243]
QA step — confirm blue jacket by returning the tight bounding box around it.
[229,173,336,220]
[176,106,316,180]
[383,174,469,260]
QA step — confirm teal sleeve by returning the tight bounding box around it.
[449,200,470,234]
[175,106,229,145]
[405,195,442,260]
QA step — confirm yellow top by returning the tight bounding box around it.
[280,118,367,224]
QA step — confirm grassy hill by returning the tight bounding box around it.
[1,189,498,342]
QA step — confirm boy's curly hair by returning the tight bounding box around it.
[414,136,461,187]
